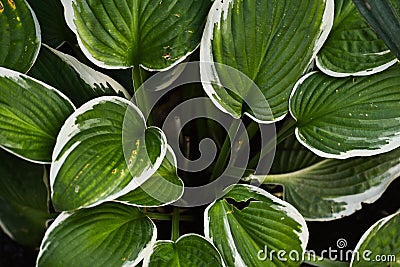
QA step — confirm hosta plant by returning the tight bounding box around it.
[0,0,399,266]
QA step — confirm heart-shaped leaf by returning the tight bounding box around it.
[61,0,212,70]
[200,0,333,122]
[0,67,75,163]
[143,234,224,267]
[0,0,40,72]
[117,146,183,207]
[29,45,130,107]
[353,0,400,60]
[26,0,75,48]
[0,149,55,247]
[350,210,400,267]
[289,64,400,159]
[248,147,400,221]
[316,0,397,77]
[205,184,308,267]
[51,96,167,211]
[36,202,156,267]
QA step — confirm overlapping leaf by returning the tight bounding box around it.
[351,210,400,266]
[0,0,40,72]
[51,96,167,211]
[0,67,75,163]
[36,202,156,267]
[29,45,130,107]
[270,135,322,174]
[201,0,333,122]
[0,149,55,247]
[354,0,400,60]
[317,0,396,77]
[290,64,400,159]
[143,234,224,267]
[205,184,308,267]
[26,0,74,47]
[117,146,183,207]
[61,0,212,70]
[249,147,400,220]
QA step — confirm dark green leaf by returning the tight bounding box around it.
[37,202,156,267]
[0,149,55,247]
[290,64,400,158]
[26,0,75,47]
[201,0,333,121]
[51,96,167,211]
[205,184,308,267]
[29,45,130,107]
[353,0,400,60]
[143,234,224,267]
[0,67,75,163]
[317,0,396,76]
[61,0,212,70]
[0,0,40,72]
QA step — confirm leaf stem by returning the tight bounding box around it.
[132,65,153,125]
[171,207,180,241]
[210,119,242,181]
[243,173,286,184]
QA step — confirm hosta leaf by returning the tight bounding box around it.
[289,64,400,159]
[205,184,308,267]
[143,234,224,267]
[350,210,400,266]
[353,0,400,60]
[270,135,322,174]
[29,45,130,107]
[0,67,75,163]
[200,0,333,122]
[26,0,74,48]
[51,96,167,211]
[0,149,55,247]
[0,0,40,72]
[316,0,397,77]
[61,0,212,70]
[249,147,400,221]
[117,146,183,207]
[36,202,156,267]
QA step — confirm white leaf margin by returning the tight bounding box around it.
[289,71,400,159]
[350,209,400,266]
[21,0,42,73]
[249,158,400,221]
[43,44,131,99]
[200,0,334,124]
[316,51,398,78]
[50,96,167,209]
[0,67,76,164]
[204,184,309,266]
[61,0,200,71]
[322,166,400,221]
[35,207,157,267]
[142,233,226,267]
